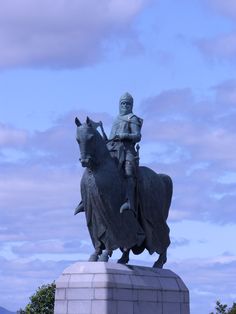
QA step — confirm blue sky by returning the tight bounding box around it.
[0,0,236,313]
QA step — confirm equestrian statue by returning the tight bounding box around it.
[74,93,173,268]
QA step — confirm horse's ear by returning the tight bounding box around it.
[75,117,82,127]
[86,116,92,127]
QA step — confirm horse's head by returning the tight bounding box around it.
[75,116,106,169]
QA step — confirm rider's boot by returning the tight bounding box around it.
[74,200,84,215]
[120,177,136,215]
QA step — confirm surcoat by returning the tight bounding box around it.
[108,113,143,165]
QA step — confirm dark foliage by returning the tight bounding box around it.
[17,282,55,314]
[210,300,236,314]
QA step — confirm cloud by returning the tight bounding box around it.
[197,1,236,62]
[197,32,236,62]
[140,85,236,223]
[0,257,71,311]
[0,111,112,258]
[0,0,147,69]
[141,88,236,161]
[0,110,112,165]
[175,257,236,314]
[207,0,236,20]
[212,79,236,106]
[0,123,28,148]
[196,0,236,62]
[170,237,190,248]
[11,239,90,256]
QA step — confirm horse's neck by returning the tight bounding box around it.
[95,138,111,165]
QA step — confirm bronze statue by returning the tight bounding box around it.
[74,93,172,268]
[108,92,142,215]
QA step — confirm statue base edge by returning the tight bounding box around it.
[54,261,190,314]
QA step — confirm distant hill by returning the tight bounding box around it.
[0,307,15,314]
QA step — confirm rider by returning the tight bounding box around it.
[108,92,143,215]
[74,92,143,216]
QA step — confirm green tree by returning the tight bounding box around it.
[18,282,56,314]
[210,300,236,314]
[228,303,236,314]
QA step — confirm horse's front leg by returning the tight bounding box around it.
[88,248,102,261]
[98,249,113,262]
[117,248,130,264]
[153,249,167,268]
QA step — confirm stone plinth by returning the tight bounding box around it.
[54,262,189,314]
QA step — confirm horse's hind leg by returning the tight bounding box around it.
[153,250,167,268]
[88,248,102,261]
[117,248,130,264]
[98,249,113,262]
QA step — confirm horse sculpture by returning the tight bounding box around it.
[75,117,173,268]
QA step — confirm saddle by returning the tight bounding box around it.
[107,140,140,171]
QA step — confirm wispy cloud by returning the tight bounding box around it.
[197,33,236,62]
[0,257,71,311]
[140,84,236,223]
[171,256,236,313]
[0,0,147,69]
[207,0,236,20]
[0,124,28,147]
[197,1,236,62]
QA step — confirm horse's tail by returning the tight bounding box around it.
[159,174,173,220]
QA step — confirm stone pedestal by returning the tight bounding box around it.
[54,262,189,314]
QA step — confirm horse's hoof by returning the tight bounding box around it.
[153,257,166,269]
[153,261,163,268]
[117,257,129,264]
[98,254,109,262]
[117,258,129,265]
[88,254,99,261]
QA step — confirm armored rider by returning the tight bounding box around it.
[108,92,143,214]
[74,92,143,216]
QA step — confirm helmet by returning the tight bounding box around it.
[119,92,134,106]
